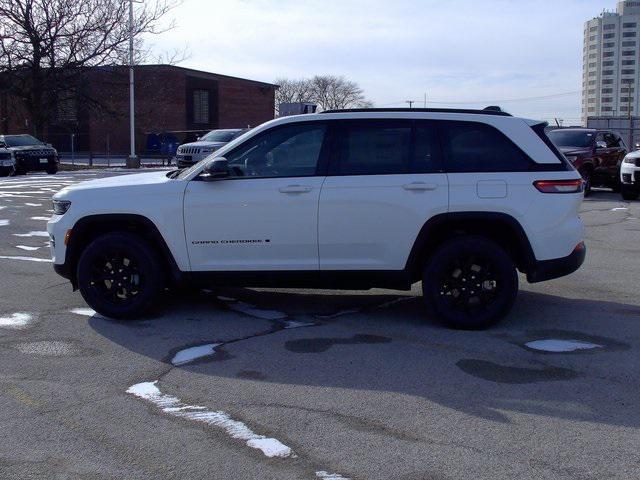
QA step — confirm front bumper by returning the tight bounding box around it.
[526,242,586,283]
[621,162,640,186]
[16,155,57,171]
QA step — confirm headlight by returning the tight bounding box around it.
[624,156,636,164]
[52,200,71,215]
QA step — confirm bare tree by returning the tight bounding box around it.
[0,0,179,135]
[275,75,372,114]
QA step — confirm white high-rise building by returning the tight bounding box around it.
[582,1,640,124]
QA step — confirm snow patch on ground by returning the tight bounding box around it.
[218,297,287,320]
[24,203,42,207]
[525,339,602,352]
[0,312,33,329]
[30,216,50,221]
[0,255,51,263]
[0,219,8,226]
[283,320,317,329]
[611,207,628,211]
[70,308,97,316]
[126,381,295,458]
[13,231,49,237]
[316,471,351,479]
[16,245,40,251]
[171,343,221,365]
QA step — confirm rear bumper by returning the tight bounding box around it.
[527,242,586,283]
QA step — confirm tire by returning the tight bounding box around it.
[422,235,518,330]
[621,185,640,201]
[581,168,592,197]
[46,164,58,175]
[0,166,13,177]
[76,232,165,319]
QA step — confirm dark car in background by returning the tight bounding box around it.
[0,134,59,175]
[548,128,627,195]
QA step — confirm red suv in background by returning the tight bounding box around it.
[548,128,627,195]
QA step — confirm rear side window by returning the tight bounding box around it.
[440,121,532,172]
[332,121,412,175]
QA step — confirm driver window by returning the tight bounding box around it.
[226,123,327,178]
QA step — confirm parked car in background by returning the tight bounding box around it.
[0,134,58,175]
[175,129,248,168]
[547,128,627,195]
[620,150,640,200]
[0,148,15,176]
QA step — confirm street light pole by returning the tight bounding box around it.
[126,0,140,168]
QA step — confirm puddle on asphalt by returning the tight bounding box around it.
[285,334,391,353]
[456,359,579,384]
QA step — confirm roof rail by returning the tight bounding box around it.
[319,107,512,117]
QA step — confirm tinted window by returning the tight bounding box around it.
[225,123,326,178]
[3,135,43,147]
[548,130,595,148]
[333,121,412,175]
[413,122,441,173]
[200,129,244,143]
[604,132,621,147]
[441,122,532,172]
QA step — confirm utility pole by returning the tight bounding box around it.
[126,0,141,168]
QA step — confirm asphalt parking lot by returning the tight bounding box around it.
[0,170,639,480]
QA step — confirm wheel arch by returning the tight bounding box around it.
[65,213,182,288]
[405,212,536,282]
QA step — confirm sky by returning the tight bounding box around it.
[147,0,619,125]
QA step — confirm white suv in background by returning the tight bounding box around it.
[621,150,640,200]
[175,128,248,168]
[48,108,585,329]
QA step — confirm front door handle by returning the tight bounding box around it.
[279,185,313,194]
[402,182,437,191]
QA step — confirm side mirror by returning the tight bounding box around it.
[596,140,607,150]
[202,158,229,180]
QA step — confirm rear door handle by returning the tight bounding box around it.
[279,185,313,193]
[402,182,437,191]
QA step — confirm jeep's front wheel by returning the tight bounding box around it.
[422,236,518,329]
[76,232,164,319]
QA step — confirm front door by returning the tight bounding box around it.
[184,122,328,271]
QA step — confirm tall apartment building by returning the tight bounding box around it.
[582,1,640,124]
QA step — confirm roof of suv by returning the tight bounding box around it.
[320,107,512,117]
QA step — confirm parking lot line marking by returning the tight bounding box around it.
[0,255,52,263]
[127,381,295,458]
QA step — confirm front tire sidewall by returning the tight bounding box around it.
[77,232,164,319]
[621,185,639,201]
[422,236,518,330]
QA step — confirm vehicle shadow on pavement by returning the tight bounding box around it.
[88,288,640,428]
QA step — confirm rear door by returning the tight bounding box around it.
[318,119,448,271]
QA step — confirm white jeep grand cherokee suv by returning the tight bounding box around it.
[48,108,586,329]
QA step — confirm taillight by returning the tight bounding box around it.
[533,179,584,194]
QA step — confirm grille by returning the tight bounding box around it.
[636,158,640,167]
[635,171,640,183]
[623,173,632,183]
[179,147,201,155]
[0,152,11,160]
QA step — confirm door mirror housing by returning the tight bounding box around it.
[202,158,229,180]
[595,140,607,150]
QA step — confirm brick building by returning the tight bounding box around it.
[0,65,276,154]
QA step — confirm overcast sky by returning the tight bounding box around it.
[148,0,618,124]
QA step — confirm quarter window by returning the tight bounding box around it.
[225,123,327,178]
[440,122,531,172]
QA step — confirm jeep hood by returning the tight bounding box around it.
[54,170,172,199]
[180,141,226,149]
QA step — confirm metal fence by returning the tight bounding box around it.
[586,116,640,149]
[58,152,175,168]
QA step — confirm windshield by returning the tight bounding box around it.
[3,135,45,147]
[200,130,242,143]
[548,130,594,149]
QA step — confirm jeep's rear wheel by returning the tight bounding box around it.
[77,232,164,319]
[422,236,518,329]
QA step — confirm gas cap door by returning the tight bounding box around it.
[476,180,507,199]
